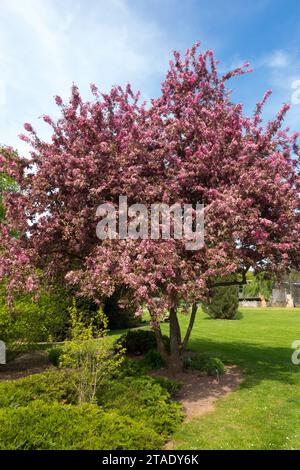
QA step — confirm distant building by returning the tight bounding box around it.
[238,273,300,308]
[238,284,262,307]
[269,273,300,307]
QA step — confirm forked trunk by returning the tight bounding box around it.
[153,303,198,376]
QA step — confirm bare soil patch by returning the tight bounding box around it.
[152,364,243,421]
[151,365,243,449]
[0,350,51,381]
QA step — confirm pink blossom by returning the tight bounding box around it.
[54,95,63,106]
[24,122,33,132]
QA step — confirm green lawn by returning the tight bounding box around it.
[161,308,300,450]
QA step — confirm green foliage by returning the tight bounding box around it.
[116,357,147,377]
[152,376,182,395]
[48,347,62,367]
[142,349,165,369]
[184,354,225,376]
[0,362,182,449]
[0,169,18,222]
[243,272,275,301]
[0,370,78,408]
[202,283,239,319]
[0,400,163,450]
[103,289,142,329]
[0,284,69,345]
[97,375,183,437]
[59,300,124,404]
[115,329,170,355]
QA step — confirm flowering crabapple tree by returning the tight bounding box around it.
[1,44,300,374]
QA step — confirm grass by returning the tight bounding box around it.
[160,307,300,450]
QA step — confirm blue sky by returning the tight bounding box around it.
[1,0,300,154]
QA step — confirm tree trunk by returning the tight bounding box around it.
[153,303,198,376]
[153,324,170,365]
[169,307,184,374]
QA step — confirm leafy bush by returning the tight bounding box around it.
[117,357,147,377]
[0,350,183,449]
[202,284,239,319]
[97,375,183,436]
[152,376,182,395]
[48,347,62,367]
[142,349,165,369]
[184,354,225,376]
[0,370,78,408]
[59,301,124,404]
[0,284,70,345]
[0,400,163,450]
[103,289,142,329]
[115,329,170,355]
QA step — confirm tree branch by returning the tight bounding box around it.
[208,271,248,288]
[181,302,198,353]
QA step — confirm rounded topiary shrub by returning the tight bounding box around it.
[202,284,239,319]
[115,329,170,355]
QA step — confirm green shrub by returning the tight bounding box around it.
[0,284,69,345]
[152,376,182,395]
[97,375,183,436]
[117,357,147,377]
[202,283,239,319]
[0,400,163,450]
[103,290,142,329]
[59,301,124,404]
[115,329,170,355]
[0,370,78,408]
[48,347,62,367]
[142,349,165,369]
[0,361,182,449]
[184,354,225,376]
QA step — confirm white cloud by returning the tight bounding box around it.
[0,0,171,153]
[263,50,291,68]
[0,80,6,107]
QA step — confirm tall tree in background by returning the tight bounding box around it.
[243,272,275,306]
[0,147,18,221]
[1,44,300,373]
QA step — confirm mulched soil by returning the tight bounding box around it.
[0,350,51,381]
[152,364,243,421]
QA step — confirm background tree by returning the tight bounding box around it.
[202,284,239,319]
[243,272,275,306]
[0,147,18,222]
[1,44,300,374]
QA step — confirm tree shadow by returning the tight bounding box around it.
[107,322,150,338]
[235,310,244,320]
[202,311,244,320]
[188,337,299,387]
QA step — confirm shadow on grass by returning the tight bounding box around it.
[188,337,299,387]
[202,311,244,320]
[107,322,150,338]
